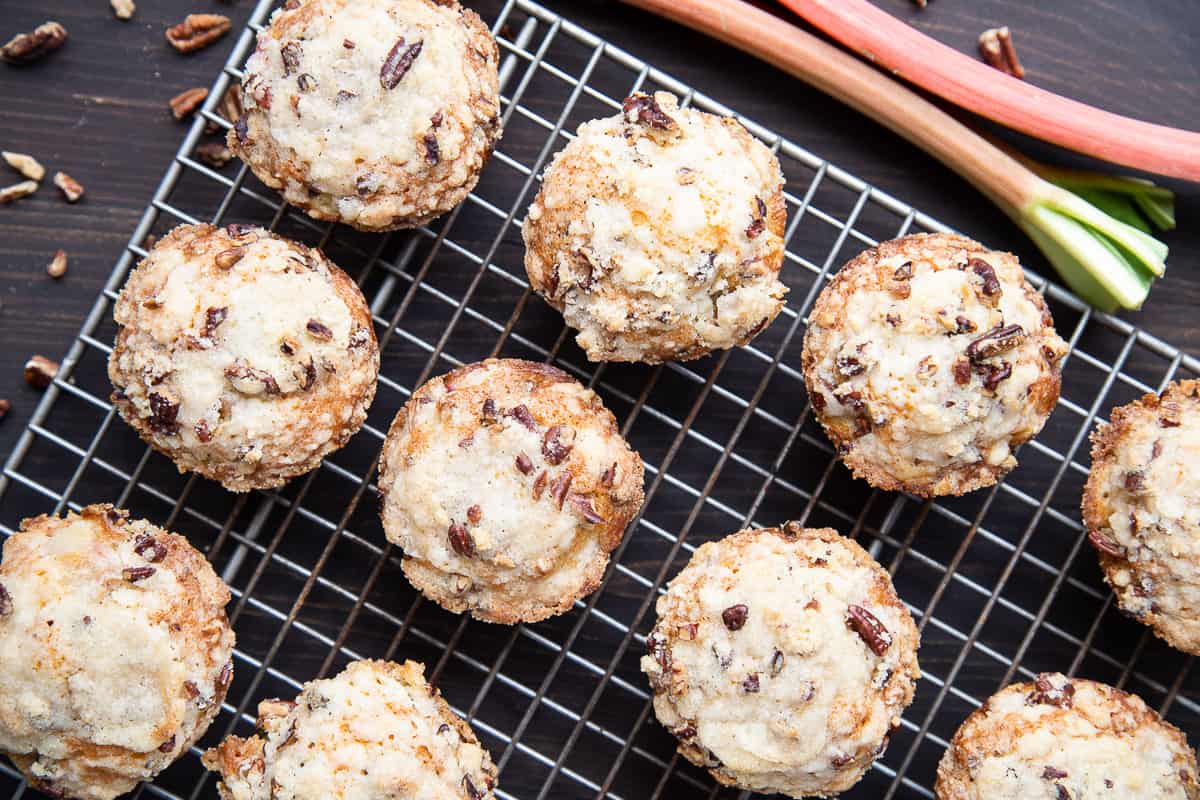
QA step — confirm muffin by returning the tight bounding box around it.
[378,358,645,624]
[109,223,379,492]
[1083,380,1200,654]
[0,505,235,800]
[203,659,497,799]
[936,673,1198,799]
[523,91,788,363]
[640,524,920,798]
[229,0,500,231]
[801,233,1068,496]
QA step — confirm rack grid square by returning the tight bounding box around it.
[1,1,1197,798]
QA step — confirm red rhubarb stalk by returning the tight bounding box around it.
[777,0,1200,182]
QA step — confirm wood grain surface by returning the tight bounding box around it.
[0,1,1196,798]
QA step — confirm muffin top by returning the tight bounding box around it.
[801,233,1068,496]
[378,359,645,624]
[0,505,234,800]
[231,0,500,230]
[523,91,788,363]
[641,524,920,798]
[204,659,497,800]
[1083,379,1200,654]
[936,673,1198,799]
[109,223,378,491]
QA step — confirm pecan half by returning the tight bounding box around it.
[2,22,68,65]
[846,604,892,656]
[166,14,231,54]
[380,38,423,89]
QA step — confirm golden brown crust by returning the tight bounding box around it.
[1083,379,1200,655]
[802,233,1066,497]
[379,359,645,624]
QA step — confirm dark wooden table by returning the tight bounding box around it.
[0,1,1197,799]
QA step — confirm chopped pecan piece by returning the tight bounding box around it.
[622,92,677,131]
[0,583,11,617]
[532,470,548,500]
[1,21,68,65]
[52,171,84,202]
[846,604,892,656]
[549,472,572,509]
[1027,674,1074,707]
[541,425,575,465]
[569,493,604,523]
[148,392,180,434]
[2,151,44,181]
[515,452,534,474]
[741,673,760,693]
[448,522,475,558]
[133,534,168,563]
[123,566,156,582]
[0,180,37,204]
[466,504,482,524]
[966,324,1025,362]
[214,247,244,269]
[721,604,748,631]
[46,249,67,279]
[24,354,58,389]
[169,87,208,120]
[305,319,333,340]
[1088,530,1123,558]
[506,404,537,431]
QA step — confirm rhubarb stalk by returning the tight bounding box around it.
[777,0,1200,182]
[619,0,1172,312]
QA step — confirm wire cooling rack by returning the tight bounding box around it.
[2,1,1198,798]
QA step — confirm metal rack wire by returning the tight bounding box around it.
[1,0,1197,797]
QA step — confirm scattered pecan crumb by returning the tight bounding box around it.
[1151,439,1163,460]
[342,38,355,49]
[769,649,785,676]
[194,419,213,442]
[1,22,68,65]
[0,398,10,422]
[46,249,67,279]
[832,753,854,768]
[846,604,892,656]
[2,151,44,181]
[166,14,231,54]
[111,0,136,20]
[423,132,439,164]
[122,565,156,582]
[741,673,760,693]
[0,180,38,204]
[721,604,748,631]
[676,167,697,185]
[23,354,58,389]
[195,141,232,167]
[1124,470,1145,492]
[218,661,233,686]
[281,41,302,75]
[52,171,83,202]
[297,73,317,92]
[380,38,423,89]
[978,27,1025,79]
[448,521,475,557]
[169,87,208,120]
[466,504,482,524]
[912,0,928,7]
[0,583,11,616]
